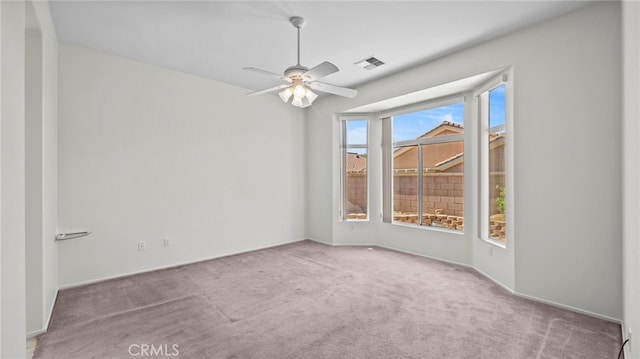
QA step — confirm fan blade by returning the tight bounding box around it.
[246,84,290,96]
[309,82,358,98]
[243,67,291,82]
[303,61,339,81]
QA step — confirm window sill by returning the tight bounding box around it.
[390,221,465,236]
[479,237,506,249]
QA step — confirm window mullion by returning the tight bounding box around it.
[340,120,347,220]
[417,144,423,225]
[394,134,463,147]
[478,92,489,239]
[382,117,392,223]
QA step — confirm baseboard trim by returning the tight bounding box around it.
[26,329,45,339]
[308,238,472,271]
[306,237,333,246]
[374,243,472,269]
[59,238,307,290]
[620,321,630,358]
[473,266,515,294]
[513,291,622,324]
[332,242,377,247]
[44,289,59,331]
[26,289,60,339]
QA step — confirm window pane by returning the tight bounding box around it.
[345,149,367,220]
[391,102,464,231]
[488,85,506,241]
[392,103,464,142]
[422,151,464,231]
[346,120,367,145]
[393,146,418,224]
[344,119,368,220]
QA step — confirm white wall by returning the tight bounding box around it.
[306,2,622,320]
[510,2,621,321]
[25,0,58,337]
[58,43,306,287]
[38,0,59,339]
[622,0,640,355]
[25,1,44,335]
[0,1,27,357]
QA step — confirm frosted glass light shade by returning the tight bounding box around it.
[280,83,316,108]
[279,87,293,103]
[305,89,318,103]
[293,84,306,99]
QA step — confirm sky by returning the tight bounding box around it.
[346,120,368,145]
[346,84,505,148]
[489,84,506,128]
[392,102,464,142]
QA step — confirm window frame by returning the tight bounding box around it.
[344,68,513,246]
[474,73,510,247]
[339,116,370,221]
[381,94,466,232]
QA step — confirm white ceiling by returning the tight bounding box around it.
[49,1,594,94]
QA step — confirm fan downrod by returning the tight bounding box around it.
[288,16,307,71]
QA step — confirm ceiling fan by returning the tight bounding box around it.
[243,16,358,108]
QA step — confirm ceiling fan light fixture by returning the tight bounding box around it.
[305,89,318,103]
[291,97,303,107]
[279,87,293,103]
[244,16,357,107]
[300,97,311,108]
[293,83,306,99]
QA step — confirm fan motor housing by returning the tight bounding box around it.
[284,65,309,79]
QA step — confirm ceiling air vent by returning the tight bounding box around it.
[355,56,385,70]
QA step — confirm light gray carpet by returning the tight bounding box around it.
[35,240,621,358]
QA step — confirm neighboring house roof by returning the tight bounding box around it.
[489,134,505,149]
[416,121,464,139]
[393,121,464,159]
[346,152,367,172]
[432,134,505,172]
[432,153,464,172]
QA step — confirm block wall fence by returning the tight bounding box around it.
[346,172,506,239]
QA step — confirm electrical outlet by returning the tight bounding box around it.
[138,241,145,251]
[163,237,170,247]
